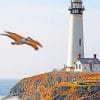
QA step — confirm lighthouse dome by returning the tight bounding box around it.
[71,0,82,2]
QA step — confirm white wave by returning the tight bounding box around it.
[0,96,4,100]
[0,96,20,100]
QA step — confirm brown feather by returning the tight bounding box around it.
[27,37,43,48]
[4,31,24,41]
[25,40,39,50]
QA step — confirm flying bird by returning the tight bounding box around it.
[1,31,43,50]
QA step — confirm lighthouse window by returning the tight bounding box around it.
[76,9,77,13]
[79,39,81,46]
[79,9,81,14]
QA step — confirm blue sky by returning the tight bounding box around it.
[0,0,100,79]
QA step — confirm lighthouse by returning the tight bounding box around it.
[67,0,85,67]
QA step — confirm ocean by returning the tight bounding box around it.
[0,79,19,100]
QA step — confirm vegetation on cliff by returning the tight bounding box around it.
[10,71,100,100]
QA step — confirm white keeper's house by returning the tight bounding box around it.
[74,54,100,72]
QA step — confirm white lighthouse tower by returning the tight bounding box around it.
[67,0,85,67]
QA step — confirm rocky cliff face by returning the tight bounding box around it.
[10,71,100,100]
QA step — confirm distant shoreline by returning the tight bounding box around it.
[0,79,18,96]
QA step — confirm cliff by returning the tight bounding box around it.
[10,71,100,100]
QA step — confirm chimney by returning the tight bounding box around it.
[93,54,96,58]
[77,54,81,59]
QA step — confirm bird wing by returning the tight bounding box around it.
[31,40,43,48]
[28,37,43,48]
[25,40,39,50]
[2,31,24,41]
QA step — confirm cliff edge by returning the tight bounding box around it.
[10,71,100,100]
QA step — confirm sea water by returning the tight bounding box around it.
[0,79,19,100]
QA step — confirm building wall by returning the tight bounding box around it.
[82,64,100,72]
[93,64,100,72]
[82,64,90,72]
[74,61,82,72]
[75,60,100,72]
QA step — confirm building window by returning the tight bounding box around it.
[90,63,94,71]
[79,39,81,46]
[76,64,78,69]
[84,67,86,70]
[79,64,81,69]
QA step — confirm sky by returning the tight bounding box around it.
[0,0,100,79]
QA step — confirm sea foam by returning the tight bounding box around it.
[0,96,19,100]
